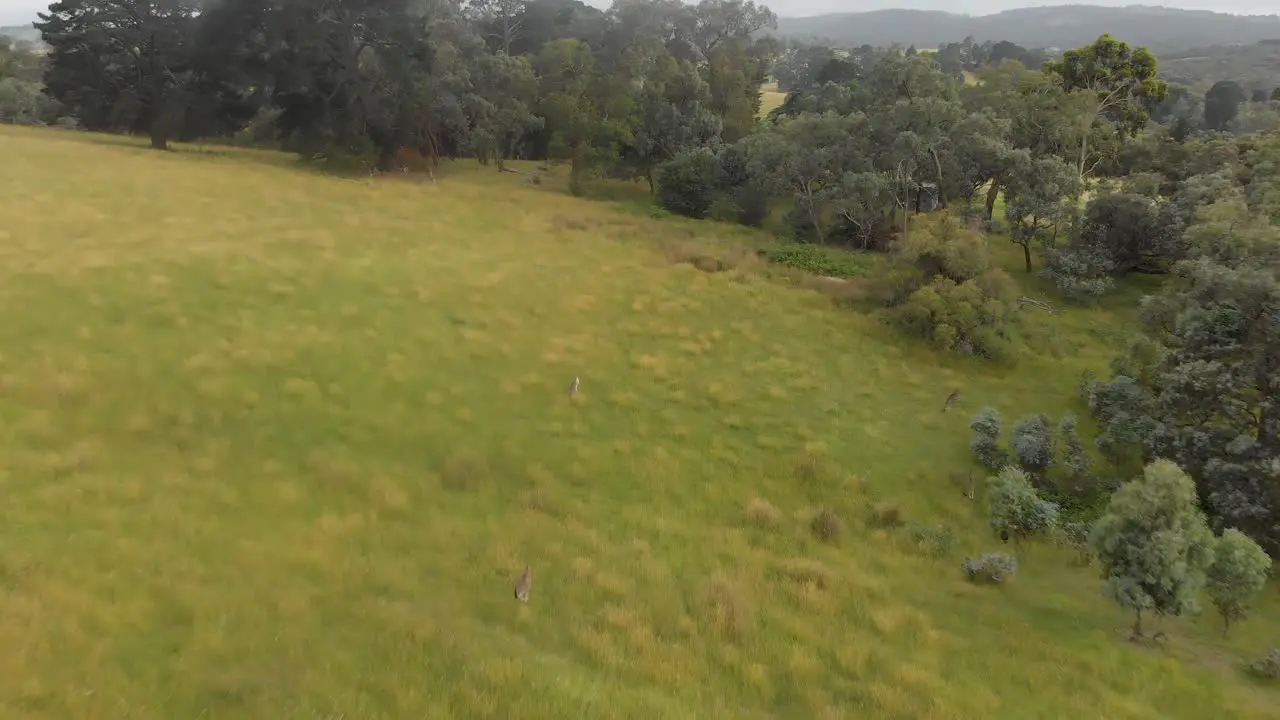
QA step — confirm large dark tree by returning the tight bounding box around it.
[36,0,202,148]
[1204,80,1249,132]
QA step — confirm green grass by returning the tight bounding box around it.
[1,125,1277,719]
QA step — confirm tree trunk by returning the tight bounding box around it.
[645,170,655,195]
[1021,240,1032,273]
[149,127,169,151]
[985,178,1001,220]
[929,146,948,209]
[1131,609,1143,640]
[1077,129,1090,181]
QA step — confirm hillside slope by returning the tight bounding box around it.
[773,5,1280,52]
[0,125,1276,718]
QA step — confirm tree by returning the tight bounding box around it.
[972,407,1003,468]
[1090,459,1215,640]
[1044,34,1168,181]
[1087,210,1280,557]
[1083,193,1184,274]
[1204,80,1249,132]
[986,466,1060,543]
[37,0,203,149]
[738,112,870,243]
[1250,89,1269,104]
[617,54,721,192]
[1272,87,1280,103]
[963,60,1076,218]
[1205,529,1272,635]
[1009,413,1054,478]
[688,0,775,60]
[1003,151,1082,272]
[467,53,542,169]
[536,38,633,191]
[466,0,527,56]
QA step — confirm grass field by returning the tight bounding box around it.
[759,81,787,117]
[1,125,1277,718]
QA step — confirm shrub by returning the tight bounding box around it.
[1252,648,1280,680]
[810,508,843,542]
[987,466,1060,541]
[765,243,870,278]
[1043,243,1116,302]
[963,553,1019,583]
[785,203,819,242]
[744,497,783,529]
[909,524,957,557]
[869,502,905,529]
[1010,413,1055,478]
[1058,415,1092,479]
[731,185,771,227]
[969,407,1007,471]
[655,149,719,218]
[895,216,994,282]
[0,78,60,125]
[890,271,1018,359]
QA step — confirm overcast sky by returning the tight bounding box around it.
[3,0,1277,28]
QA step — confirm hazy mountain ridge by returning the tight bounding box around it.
[0,24,44,49]
[772,5,1280,52]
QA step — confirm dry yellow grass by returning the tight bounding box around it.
[759,81,787,117]
[0,125,1276,718]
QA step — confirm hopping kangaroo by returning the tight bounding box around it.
[942,389,959,412]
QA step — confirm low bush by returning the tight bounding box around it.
[868,502,905,529]
[810,508,843,543]
[987,466,1060,542]
[1251,648,1280,680]
[963,553,1019,584]
[908,523,957,557]
[764,243,871,278]
[0,78,60,125]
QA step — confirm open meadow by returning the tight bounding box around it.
[0,125,1277,718]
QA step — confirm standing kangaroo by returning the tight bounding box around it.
[514,565,532,602]
[568,376,580,398]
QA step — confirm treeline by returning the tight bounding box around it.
[28,0,778,186]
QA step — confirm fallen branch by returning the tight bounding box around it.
[1018,296,1057,314]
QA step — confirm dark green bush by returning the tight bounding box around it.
[655,149,719,219]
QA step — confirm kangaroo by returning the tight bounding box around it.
[568,376,580,398]
[514,565,532,603]
[942,389,959,412]
[964,471,975,500]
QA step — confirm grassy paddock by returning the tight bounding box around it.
[0,126,1277,719]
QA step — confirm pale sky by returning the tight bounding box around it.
[2,0,1276,28]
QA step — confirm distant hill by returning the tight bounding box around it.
[1160,40,1280,93]
[0,23,44,51]
[772,5,1280,53]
